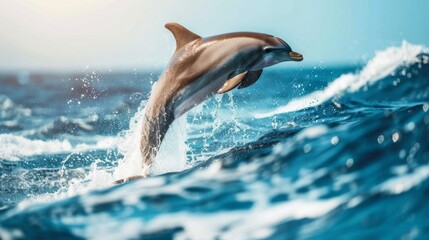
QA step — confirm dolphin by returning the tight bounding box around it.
[115,23,303,183]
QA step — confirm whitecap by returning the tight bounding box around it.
[255,41,428,118]
[0,134,115,161]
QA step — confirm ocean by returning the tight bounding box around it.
[0,41,428,239]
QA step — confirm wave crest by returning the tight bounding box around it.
[255,41,428,118]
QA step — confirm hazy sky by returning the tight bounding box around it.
[0,0,428,71]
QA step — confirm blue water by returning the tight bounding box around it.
[0,42,429,239]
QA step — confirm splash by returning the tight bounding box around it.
[112,102,190,178]
[255,41,428,118]
[150,113,190,176]
[112,101,147,180]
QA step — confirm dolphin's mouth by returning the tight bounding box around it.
[289,51,303,61]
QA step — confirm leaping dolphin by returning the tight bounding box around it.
[115,23,303,183]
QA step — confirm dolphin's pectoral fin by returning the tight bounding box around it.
[238,69,263,89]
[217,72,248,94]
[217,69,263,93]
[165,23,201,51]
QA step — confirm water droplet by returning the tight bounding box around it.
[405,122,415,132]
[377,135,384,144]
[303,144,312,153]
[332,101,342,109]
[392,132,400,143]
[399,149,406,159]
[346,158,354,168]
[129,92,143,102]
[423,103,429,112]
[331,136,339,145]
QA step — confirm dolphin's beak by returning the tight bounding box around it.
[289,51,303,62]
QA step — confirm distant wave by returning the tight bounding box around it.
[0,95,31,120]
[0,134,115,161]
[255,41,429,118]
[23,115,99,138]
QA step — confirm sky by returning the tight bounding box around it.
[0,0,428,72]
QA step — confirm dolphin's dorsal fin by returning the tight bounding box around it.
[165,23,201,51]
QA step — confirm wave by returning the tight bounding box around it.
[3,101,428,237]
[1,41,429,239]
[376,165,429,194]
[0,95,31,120]
[255,41,429,118]
[23,115,99,138]
[0,134,115,161]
